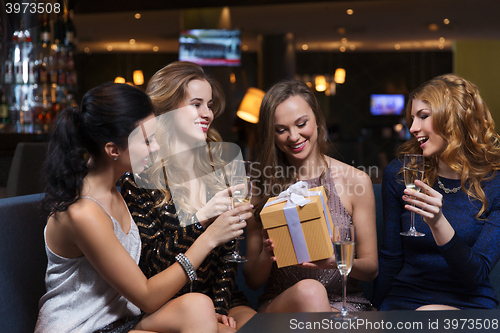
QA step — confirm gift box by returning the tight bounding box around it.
[260,182,334,268]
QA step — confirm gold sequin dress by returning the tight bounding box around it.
[119,172,250,315]
[257,173,372,312]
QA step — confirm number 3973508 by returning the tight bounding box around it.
[6,2,61,14]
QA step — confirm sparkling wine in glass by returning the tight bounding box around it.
[332,225,357,320]
[224,161,252,263]
[400,154,425,237]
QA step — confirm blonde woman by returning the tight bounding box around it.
[373,74,500,310]
[120,61,256,331]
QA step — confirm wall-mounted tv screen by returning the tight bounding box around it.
[370,94,405,116]
[179,29,241,66]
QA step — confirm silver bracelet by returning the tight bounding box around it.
[175,253,197,292]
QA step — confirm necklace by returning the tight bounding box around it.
[437,180,461,194]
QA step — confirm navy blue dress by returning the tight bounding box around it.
[373,158,500,310]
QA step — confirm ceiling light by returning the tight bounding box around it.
[439,37,445,43]
[340,46,346,52]
[341,38,348,44]
[428,23,439,31]
[153,46,159,52]
[135,13,141,19]
[129,39,136,44]
[346,9,354,15]
[302,44,309,50]
[443,18,450,25]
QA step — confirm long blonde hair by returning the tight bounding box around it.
[398,73,500,218]
[253,80,333,218]
[145,61,226,218]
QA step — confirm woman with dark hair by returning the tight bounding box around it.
[120,61,256,331]
[36,82,250,333]
[243,80,378,313]
[373,74,500,310]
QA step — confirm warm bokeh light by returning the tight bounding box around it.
[302,44,309,50]
[428,23,439,31]
[153,46,159,52]
[114,77,126,84]
[107,45,113,51]
[439,37,445,43]
[395,44,401,50]
[133,70,144,86]
[340,46,346,52]
[347,9,354,15]
[230,73,236,84]
[341,38,348,44]
[334,68,346,84]
[129,39,136,44]
[443,18,450,25]
[135,13,141,19]
[242,45,249,51]
[315,75,327,92]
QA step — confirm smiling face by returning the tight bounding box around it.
[409,99,447,158]
[173,79,214,145]
[126,113,159,174]
[274,95,319,164]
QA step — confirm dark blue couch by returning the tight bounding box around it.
[0,193,48,333]
[1,187,499,332]
[235,184,500,310]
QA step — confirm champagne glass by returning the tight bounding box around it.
[400,154,425,237]
[332,225,357,320]
[224,160,252,263]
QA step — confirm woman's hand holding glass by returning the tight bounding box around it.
[403,179,444,227]
[195,184,245,228]
[203,204,253,248]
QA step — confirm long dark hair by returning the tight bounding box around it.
[42,82,154,213]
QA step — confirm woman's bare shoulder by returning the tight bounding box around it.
[328,157,372,185]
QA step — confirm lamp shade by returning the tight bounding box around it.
[334,68,346,84]
[237,87,265,123]
[133,70,144,86]
[315,75,327,92]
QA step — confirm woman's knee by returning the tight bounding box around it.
[292,279,328,302]
[416,304,460,311]
[175,293,215,315]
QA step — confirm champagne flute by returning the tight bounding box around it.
[332,225,357,320]
[224,160,252,263]
[400,154,425,237]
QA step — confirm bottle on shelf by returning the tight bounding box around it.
[64,10,76,48]
[4,49,14,84]
[0,89,9,124]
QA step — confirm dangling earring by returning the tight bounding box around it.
[114,157,118,161]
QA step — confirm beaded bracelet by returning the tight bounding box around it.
[175,253,197,292]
